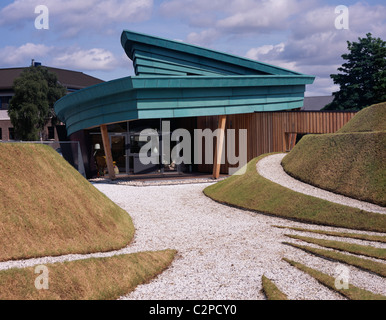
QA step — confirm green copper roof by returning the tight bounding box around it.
[121,30,302,77]
[55,30,315,135]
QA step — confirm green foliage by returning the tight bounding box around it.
[324,33,386,111]
[8,66,66,140]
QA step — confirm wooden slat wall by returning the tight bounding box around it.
[197,111,357,173]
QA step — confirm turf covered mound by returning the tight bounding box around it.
[281,103,386,207]
[204,155,386,233]
[0,143,135,261]
[338,102,386,133]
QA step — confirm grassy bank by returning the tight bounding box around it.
[0,250,176,300]
[204,155,386,232]
[337,102,386,133]
[0,143,135,261]
[281,103,386,206]
[281,131,386,206]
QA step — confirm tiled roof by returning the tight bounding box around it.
[302,96,334,111]
[0,66,104,90]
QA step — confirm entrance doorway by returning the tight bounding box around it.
[110,134,127,174]
[109,132,160,175]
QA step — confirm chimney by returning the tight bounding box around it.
[31,59,42,67]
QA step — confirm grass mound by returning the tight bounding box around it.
[204,155,386,232]
[0,250,176,300]
[338,102,386,133]
[282,103,386,206]
[0,143,135,261]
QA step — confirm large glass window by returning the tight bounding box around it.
[8,127,15,140]
[0,96,12,110]
[87,119,195,175]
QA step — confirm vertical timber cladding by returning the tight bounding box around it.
[196,111,357,174]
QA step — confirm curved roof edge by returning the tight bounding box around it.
[121,30,311,77]
[54,30,315,136]
[55,75,313,136]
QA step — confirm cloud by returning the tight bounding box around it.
[159,0,224,28]
[216,0,307,33]
[0,43,54,66]
[52,47,119,71]
[0,0,153,36]
[243,2,386,96]
[161,0,314,35]
[0,41,123,72]
[186,29,221,46]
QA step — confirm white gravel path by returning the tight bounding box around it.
[0,155,385,300]
[103,183,385,300]
[257,153,386,214]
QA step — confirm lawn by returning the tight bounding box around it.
[281,103,386,206]
[0,143,135,261]
[0,250,176,300]
[204,154,386,233]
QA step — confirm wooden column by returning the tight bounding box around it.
[100,124,116,180]
[213,115,227,179]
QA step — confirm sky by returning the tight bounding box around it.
[0,0,385,96]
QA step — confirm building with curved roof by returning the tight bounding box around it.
[55,30,317,179]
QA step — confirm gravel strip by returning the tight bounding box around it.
[256,153,386,214]
[89,177,227,187]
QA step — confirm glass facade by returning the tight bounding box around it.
[89,118,196,176]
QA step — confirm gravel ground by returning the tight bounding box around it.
[257,153,386,214]
[102,182,384,300]
[0,155,385,300]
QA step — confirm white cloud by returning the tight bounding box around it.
[243,2,386,96]
[161,0,314,33]
[0,43,53,66]
[246,43,285,61]
[0,0,153,35]
[0,42,122,72]
[52,48,119,71]
[186,29,220,46]
[160,0,224,27]
[216,0,305,32]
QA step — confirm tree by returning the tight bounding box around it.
[323,33,386,111]
[8,66,66,140]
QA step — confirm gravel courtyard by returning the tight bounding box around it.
[92,182,385,300]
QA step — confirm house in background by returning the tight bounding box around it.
[302,96,334,111]
[0,64,104,141]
